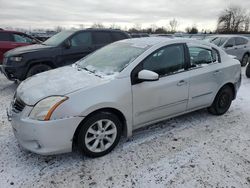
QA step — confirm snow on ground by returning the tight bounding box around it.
[0,68,250,188]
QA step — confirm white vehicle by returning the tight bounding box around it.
[8,37,241,157]
[210,35,250,66]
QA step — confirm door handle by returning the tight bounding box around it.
[213,70,221,75]
[177,80,187,86]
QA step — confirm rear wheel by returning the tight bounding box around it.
[241,53,249,67]
[208,85,233,115]
[246,63,250,78]
[77,112,122,158]
[26,64,52,78]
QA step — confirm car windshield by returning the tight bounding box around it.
[211,37,228,46]
[42,31,74,46]
[77,41,150,75]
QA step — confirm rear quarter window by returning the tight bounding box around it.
[111,32,128,41]
[235,37,248,45]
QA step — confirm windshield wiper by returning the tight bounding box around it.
[82,67,95,73]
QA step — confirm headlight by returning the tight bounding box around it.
[29,96,68,121]
[10,56,22,62]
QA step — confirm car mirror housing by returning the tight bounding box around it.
[138,70,159,81]
[224,44,233,48]
[63,40,71,49]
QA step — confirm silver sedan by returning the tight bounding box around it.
[210,35,250,66]
[8,37,241,157]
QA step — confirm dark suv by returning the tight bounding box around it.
[1,29,130,81]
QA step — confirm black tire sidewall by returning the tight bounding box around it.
[246,63,250,78]
[213,86,233,115]
[27,64,52,77]
[242,54,249,67]
[78,112,122,158]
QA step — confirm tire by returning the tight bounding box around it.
[241,53,249,67]
[77,112,122,158]
[246,63,250,78]
[26,64,52,78]
[208,85,233,115]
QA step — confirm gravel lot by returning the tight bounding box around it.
[0,69,250,188]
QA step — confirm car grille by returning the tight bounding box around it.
[12,97,26,113]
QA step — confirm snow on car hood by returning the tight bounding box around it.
[4,44,53,57]
[16,65,114,105]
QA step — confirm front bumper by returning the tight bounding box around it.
[1,64,26,81]
[10,109,83,155]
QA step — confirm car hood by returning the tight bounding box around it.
[4,44,54,57]
[16,66,114,105]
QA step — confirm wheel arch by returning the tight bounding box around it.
[72,107,128,150]
[242,52,250,62]
[217,82,236,100]
[26,60,56,74]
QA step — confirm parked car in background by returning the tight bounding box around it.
[189,34,207,40]
[210,35,250,66]
[150,34,174,38]
[130,33,150,38]
[0,30,40,64]
[203,35,217,42]
[8,38,241,157]
[1,29,130,81]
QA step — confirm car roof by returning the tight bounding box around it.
[211,34,249,39]
[121,37,215,48]
[0,30,26,34]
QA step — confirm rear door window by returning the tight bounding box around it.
[235,37,248,45]
[0,32,12,41]
[93,32,113,45]
[188,46,216,66]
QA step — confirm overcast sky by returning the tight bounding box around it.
[0,0,249,31]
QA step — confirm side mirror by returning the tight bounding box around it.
[224,43,233,48]
[31,39,38,44]
[138,70,159,81]
[63,40,71,49]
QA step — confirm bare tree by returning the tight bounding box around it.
[244,17,250,32]
[169,18,178,32]
[55,26,63,32]
[91,23,105,28]
[134,23,142,31]
[186,26,198,34]
[109,23,121,29]
[217,5,250,33]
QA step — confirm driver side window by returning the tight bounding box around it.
[225,37,235,47]
[142,44,185,76]
[70,32,92,47]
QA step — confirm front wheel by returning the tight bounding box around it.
[26,64,52,78]
[246,63,250,78]
[208,85,233,115]
[78,112,122,158]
